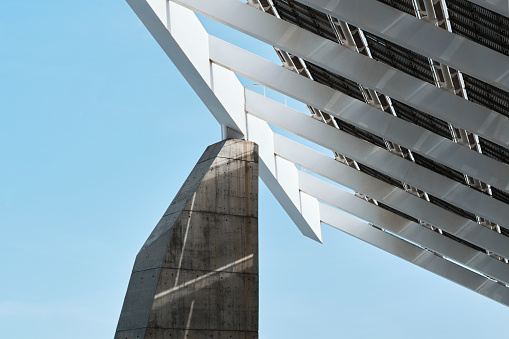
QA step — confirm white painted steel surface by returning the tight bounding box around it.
[244,90,509,228]
[126,0,509,307]
[126,0,322,242]
[300,171,509,285]
[126,0,245,138]
[320,204,509,307]
[298,0,509,91]
[272,134,509,258]
[175,0,509,149]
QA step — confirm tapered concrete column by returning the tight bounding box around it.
[115,139,259,339]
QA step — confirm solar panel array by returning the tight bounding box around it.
[122,0,509,316]
[446,0,509,56]
[269,0,509,260]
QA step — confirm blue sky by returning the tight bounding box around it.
[1,1,508,338]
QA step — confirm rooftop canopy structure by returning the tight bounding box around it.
[124,0,509,309]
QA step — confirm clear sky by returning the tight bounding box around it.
[1,1,508,338]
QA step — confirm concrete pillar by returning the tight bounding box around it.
[115,139,259,339]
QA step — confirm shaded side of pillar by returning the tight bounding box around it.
[115,139,259,339]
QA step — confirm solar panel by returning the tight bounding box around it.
[377,201,420,223]
[412,152,465,185]
[462,73,509,118]
[272,0,337,42]
[428,195,477,221]
[363,31,436,84]
[332,117,387,148]
[442,230,486,252]
[491,187,509,205]
[479,137,509,165]
[123,0,509,312]
[375,0,416,16]
[271,0,509,225]
[391,100,453,140]
[446,0,509,56]
[305,62,366,101]
[357,163,406,190]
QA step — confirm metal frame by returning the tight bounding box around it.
[320,204,509,306]
[175,0,509,149]
[297,0,509,91]
[244,89,509,228]
[211,42,509,194]
[125,0,509,308]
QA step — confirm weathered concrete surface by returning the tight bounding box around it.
[115,139,259,339]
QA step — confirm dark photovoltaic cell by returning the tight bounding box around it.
[414,144,509,207]
[272,0,337,42]
[377,201,420,223]
[428,195,478,221]
[375,0,416,16]
[500,226,509,237]
[491,187,509,205]
[462,74,509,118]
[363,31,436,84]
[442,230,486,252]
[446,0,509,56]
[306,62,365,102]
[333,118,387,149]
[412,152,466,184]
[359,157,483,223]
[479,137,509,165]
[391,100,453,140]
[357,163,405,190]
[270,0,509,234]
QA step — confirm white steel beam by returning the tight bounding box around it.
[127,0,509,306]
[209,36,509,194]
[242,89,509,228]
[126,0,322,242]
[173,0,509,149]
[297,0,509,91]
[275,135,509,258]
[244,91,509,228]
[300,171,509,285]
[126,0,246,138]
[241,71,509,193]
[246,114,323,242]
[320,204,509,307]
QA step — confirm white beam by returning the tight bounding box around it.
[246,114,323,242]
[320,204,509,307]
[274,135,509,258]
[173,0,509,149]
[127,0,322,242]
[300,171,509,285]
[242,86,509,194]
[298,0,509,91]
[243,89,509,228]
[126,0,246,138]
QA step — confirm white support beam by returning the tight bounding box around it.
[245,113,323,243]
[274,135,509,258]
[300,171,509,285]
[127,0,321,242]
[126,0,509,308]
[173,0,509,149]
[243,89,509,228]
[126,0,246,138]
[243,83,509,194]
[320,204,509,308]
[297,0,509,91]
